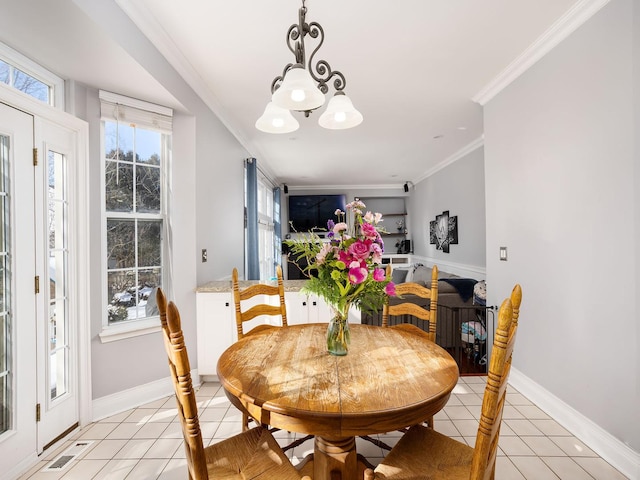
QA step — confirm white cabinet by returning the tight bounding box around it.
[196,290,287,377]
[286,292,362,324]
[286,292,332,324]
[195,292,235,377]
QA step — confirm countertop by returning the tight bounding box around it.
[196,279,309,293]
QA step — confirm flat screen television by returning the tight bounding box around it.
[288,194,347,232]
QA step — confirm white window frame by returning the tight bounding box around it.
[98,91,172,343]
[257,172,275,281]
[0,42,64,108]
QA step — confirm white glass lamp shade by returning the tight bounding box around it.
[272,65,325,111]
[255,102,299,133]
[318,93,363,130]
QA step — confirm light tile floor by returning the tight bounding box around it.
[18,376,629,480]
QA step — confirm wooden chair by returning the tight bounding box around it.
[382,264,439,342]
[232,266,288,430]
[379,264,439,431]
[232,265,288,340]
[155,288,308,480]
[364,284,522,480]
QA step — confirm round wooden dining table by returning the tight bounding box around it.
[217,323,459,480]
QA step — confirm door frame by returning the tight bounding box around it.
[0,83,91,469]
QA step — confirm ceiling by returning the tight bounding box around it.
[2,0,582,188]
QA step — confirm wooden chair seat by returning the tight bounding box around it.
[370,425,474,479]
[202,426,304,479]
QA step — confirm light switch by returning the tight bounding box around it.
[499,247,507,261]
[201,249,208,262]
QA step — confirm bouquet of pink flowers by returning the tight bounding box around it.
[285,199,396,317]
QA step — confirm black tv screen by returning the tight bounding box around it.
[288,194,347,232]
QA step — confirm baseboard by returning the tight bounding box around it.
[509,367,639,480]
[92,369,199,422]
[3,453,39,480]
[409,255,486,280]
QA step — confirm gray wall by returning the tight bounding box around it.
[484,0,638,452]
[408,146,486,277]
[71,0,249,398]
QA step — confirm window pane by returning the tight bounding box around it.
[12,68,49,103]
[50,345,67,399]
[136,165,161,213]
[137,220,161,267]
[105,161,134,212]
[0,134,10,435]
[49,298,68,399]
[107,270,136,322]
[0,61,8,84]
[139,268,161,316]
[104,121,119,160]
[136,129,161,165]
[107,219,135,269]
[0,255,5,312]
[0,314,6,373]
[106,122,135,161]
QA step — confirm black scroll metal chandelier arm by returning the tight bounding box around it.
[270,0,346,97]
[307,21,346,95]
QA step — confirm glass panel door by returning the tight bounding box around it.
[0,101,37,477]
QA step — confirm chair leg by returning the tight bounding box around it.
[242,412,250,432]
[425,415,434,428]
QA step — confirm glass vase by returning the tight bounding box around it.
[327,306,351,356]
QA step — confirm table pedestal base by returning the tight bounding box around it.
[314,436,357,480]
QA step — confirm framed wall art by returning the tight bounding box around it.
[429,210,458,253]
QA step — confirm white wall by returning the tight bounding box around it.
[408,146,486,278]
[484,0,638,454]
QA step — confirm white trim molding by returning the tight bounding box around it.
[98,317,162,343]
[92,369,199,422]
[473,0,612,105]
[509,367,640,480]
[409,255,486,280]
[414,136,484,185]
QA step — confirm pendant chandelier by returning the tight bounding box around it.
[255,0,363,134]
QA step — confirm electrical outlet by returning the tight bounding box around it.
[201,249,208,262]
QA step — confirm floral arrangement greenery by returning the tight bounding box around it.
[284,199,396,317]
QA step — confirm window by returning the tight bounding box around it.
[257,173,275,280]
[99,91,172,341]
[0,42,64,107]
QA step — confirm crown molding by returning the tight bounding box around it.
[413,136,484,186]
[473,0,612,106]
[113,0,264,160]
